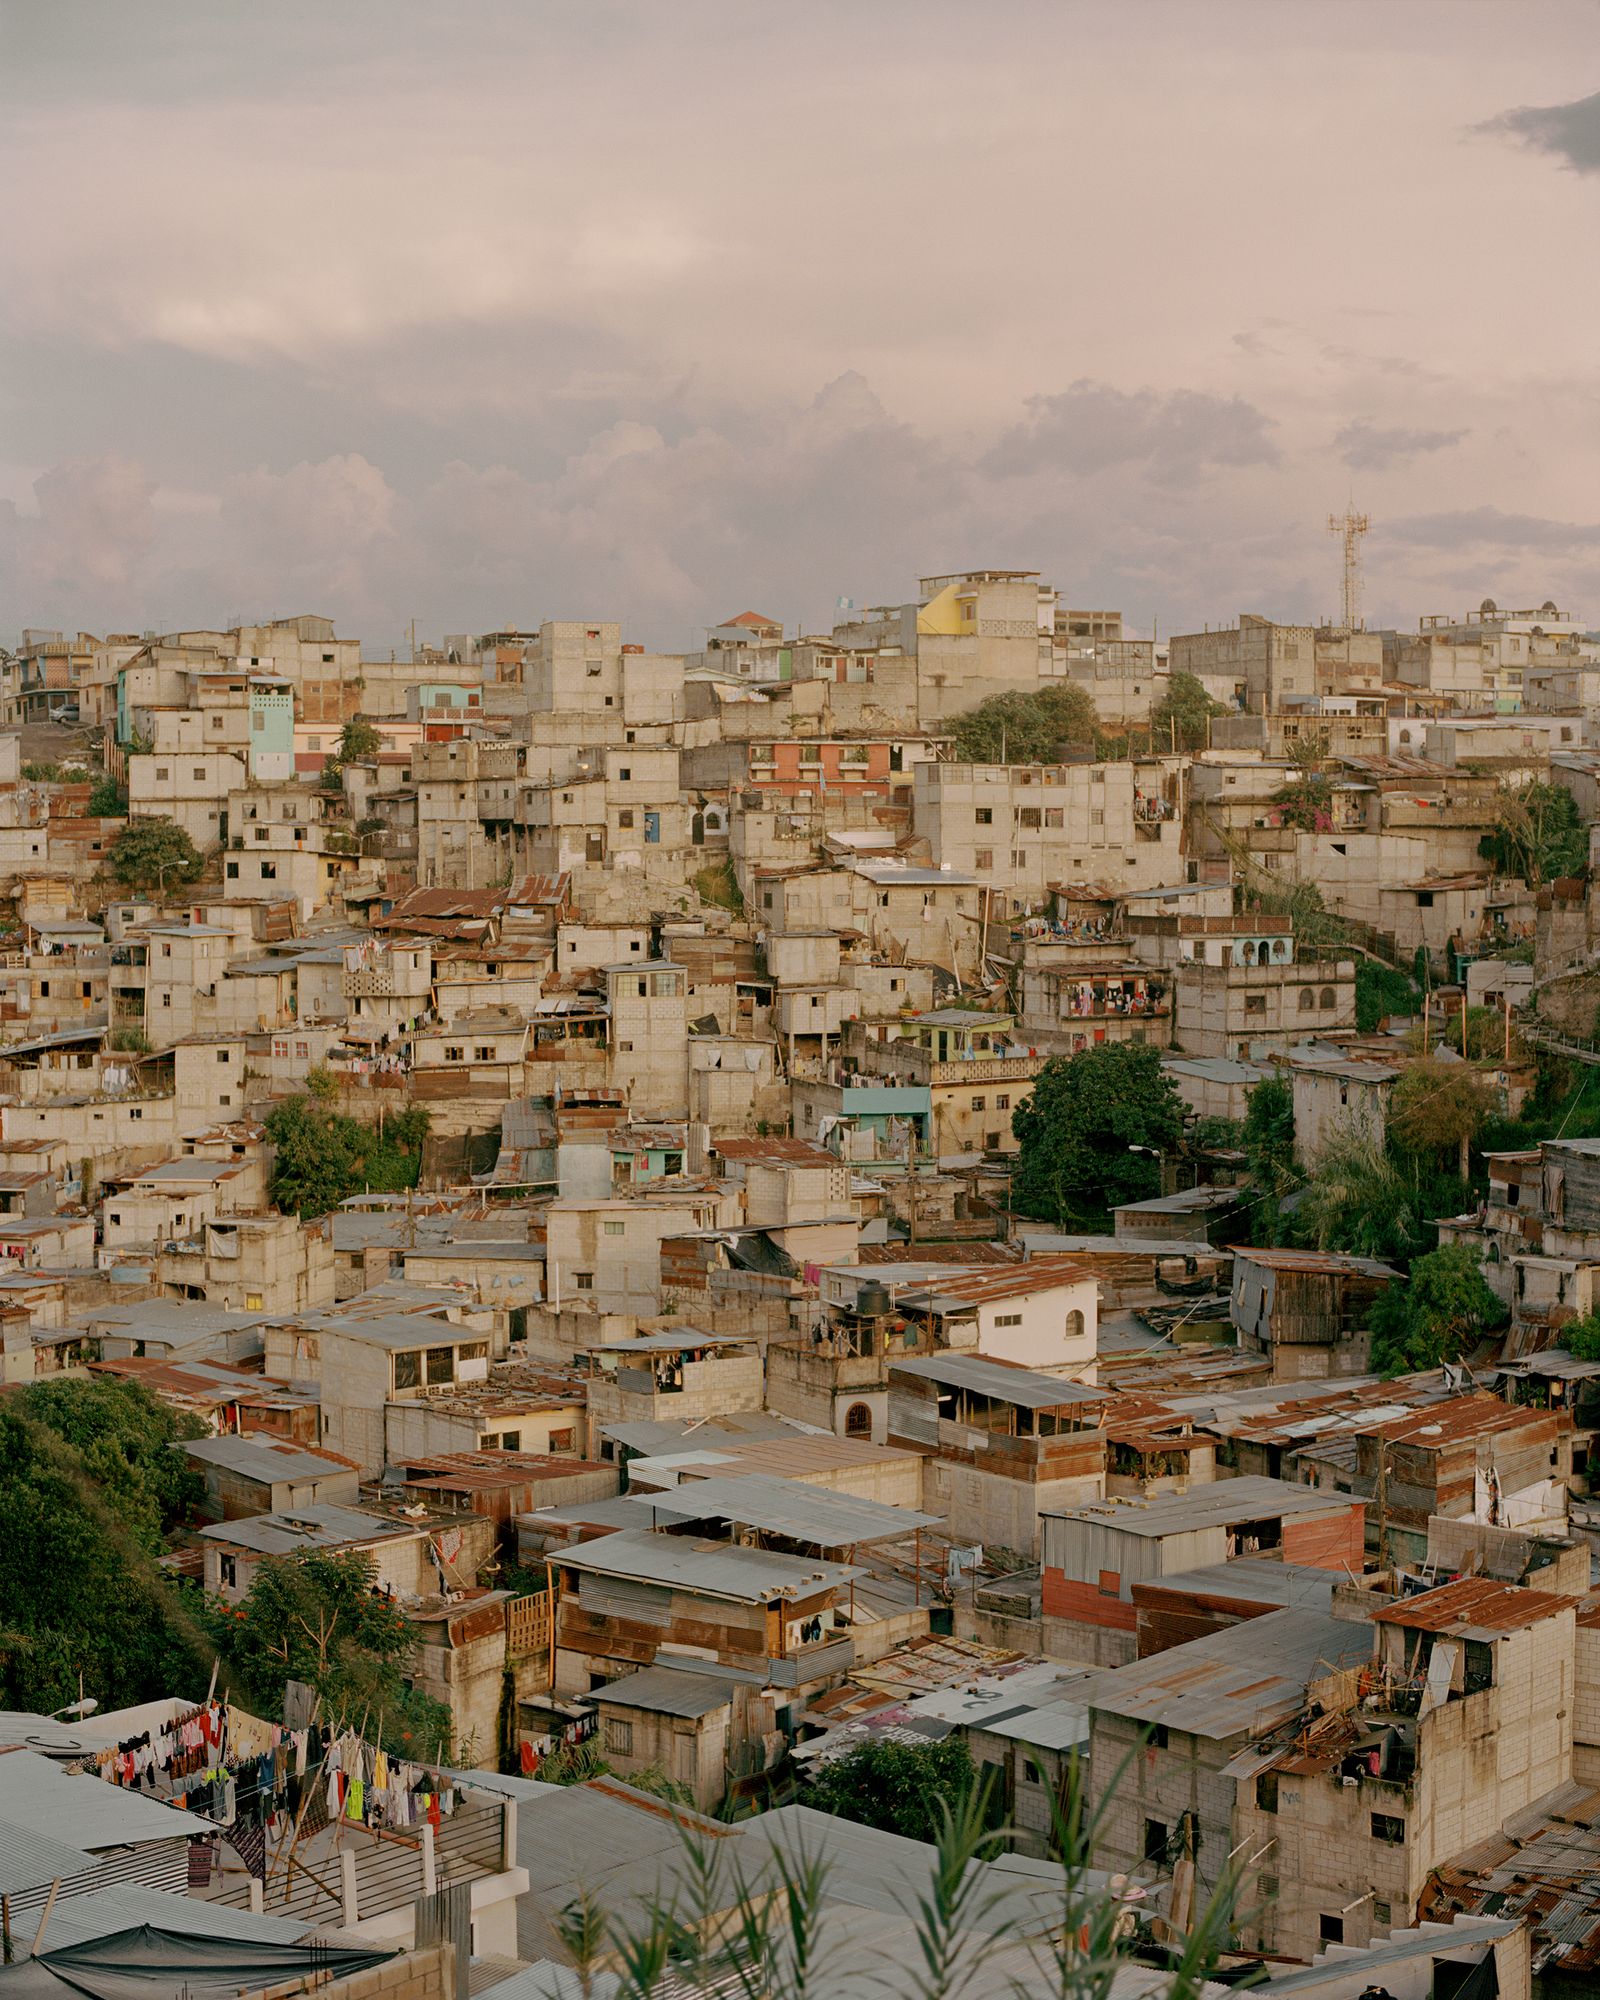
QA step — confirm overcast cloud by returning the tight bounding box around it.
[2,1,1599,649]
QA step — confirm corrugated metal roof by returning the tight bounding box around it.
[897,1255,1100,1312]
[0,1750,212,1848]
[630,1474,940,1546]
[181,1436,353,1484]
[1371,1575,1577,1636]
[0,1818,96,1896]
[1047,1475,1355,1539]
[890,1352,1111,1410]
[1078,1608,1375,1738]
[557,1529,860,1603]
[590,1666,740,1718]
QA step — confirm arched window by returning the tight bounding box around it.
[1299,988,1316,1011]
[1257,941,1270,966]
[1065,1309,1085,1343]
[844,1402,873,1439]
[1319,986,1336,1009]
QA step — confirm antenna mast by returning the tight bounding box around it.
[1327,506,1371,631]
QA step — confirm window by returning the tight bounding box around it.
[605,1718,634,1755]
[474,1045,493,1061]
[1299,987,1316,1011]
[251,712,265,732]
[156,766,169,781]
[617,809,635,829]
[1045,807,1063,828]
[1319,1917,1344,1945]
[1097,1569,1121,1597]
[445,1045,464,1062]
[975,849,993,871]
[1371,1812,1405,1845]
[393,1351,421,1390]
[245,1292,263,1311]
[1416,890,1435,909]
[1244,993,1267,1015]
[975,807,993,825]
[845,1401,873,1437]
[1143,1819,1168,1865]
[604,1220,625,1236]
[259,862,276,880]
[38,981,48,998]
[1373,1901,1391,1926]
[618,767,631,781]
[653,973,676,997]
[193,767,205,780]
[995,1094,1010,1110]
[575,1272,593,1291]
[549,1427,576,1453]
[220,1554,237,1590]
[425,1346,455,1385]
[217,1049,231,1063]
[970,1095,986,1111]
[226,862,239,879]
[1319,986,1336,1009]
[994,1312,1023,1327]
[1255,1773,1279,1814]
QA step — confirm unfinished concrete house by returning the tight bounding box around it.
[887,1351,1112,1557]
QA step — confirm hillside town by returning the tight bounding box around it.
[0,569,1599,1996]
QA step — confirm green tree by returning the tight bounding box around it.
[802,1737,977,1843]
[0,1383,210,1713]
[1478,780,1587,886]
[88,774,128,816]
[1559,1313,1600,1361]
[202,1549,452,1759]
[1241,1075,1296,1239]
[1271,771,1335,834]
[1010,1042,1184,1230]
[1369,1243,1507,1376]
[1295,1131,1427,1262]
[107,816,204,893]
[265,1093,430,1217]
[947,684,1097,764]
[1150,671,1225,751]
[1356,962,1418,1034]
[1388,1059,1492,1182]
[320,717,382,790]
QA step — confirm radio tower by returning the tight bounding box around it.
[1327,505,1370,631]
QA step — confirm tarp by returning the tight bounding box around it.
[0,1924,393,1999]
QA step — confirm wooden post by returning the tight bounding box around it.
[545,1559,558,1691]
[914,1526,922,1609]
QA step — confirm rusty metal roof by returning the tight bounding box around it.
[1371,1575,1577,1636]
[1230,1244,1400,1278]
[897,1255,1102,1311]
[1359,1392,1559,1448]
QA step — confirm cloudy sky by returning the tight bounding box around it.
[3,0,1599,651]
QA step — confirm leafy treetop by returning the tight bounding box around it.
[1010,1042,1184,1230]
[802,1736,978,1843]
[265,1092,430,1217]
[947,684,1097,764]
[1151,672,1225,752]
[1368,1242,1508,1376]
[108,817,204,893]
